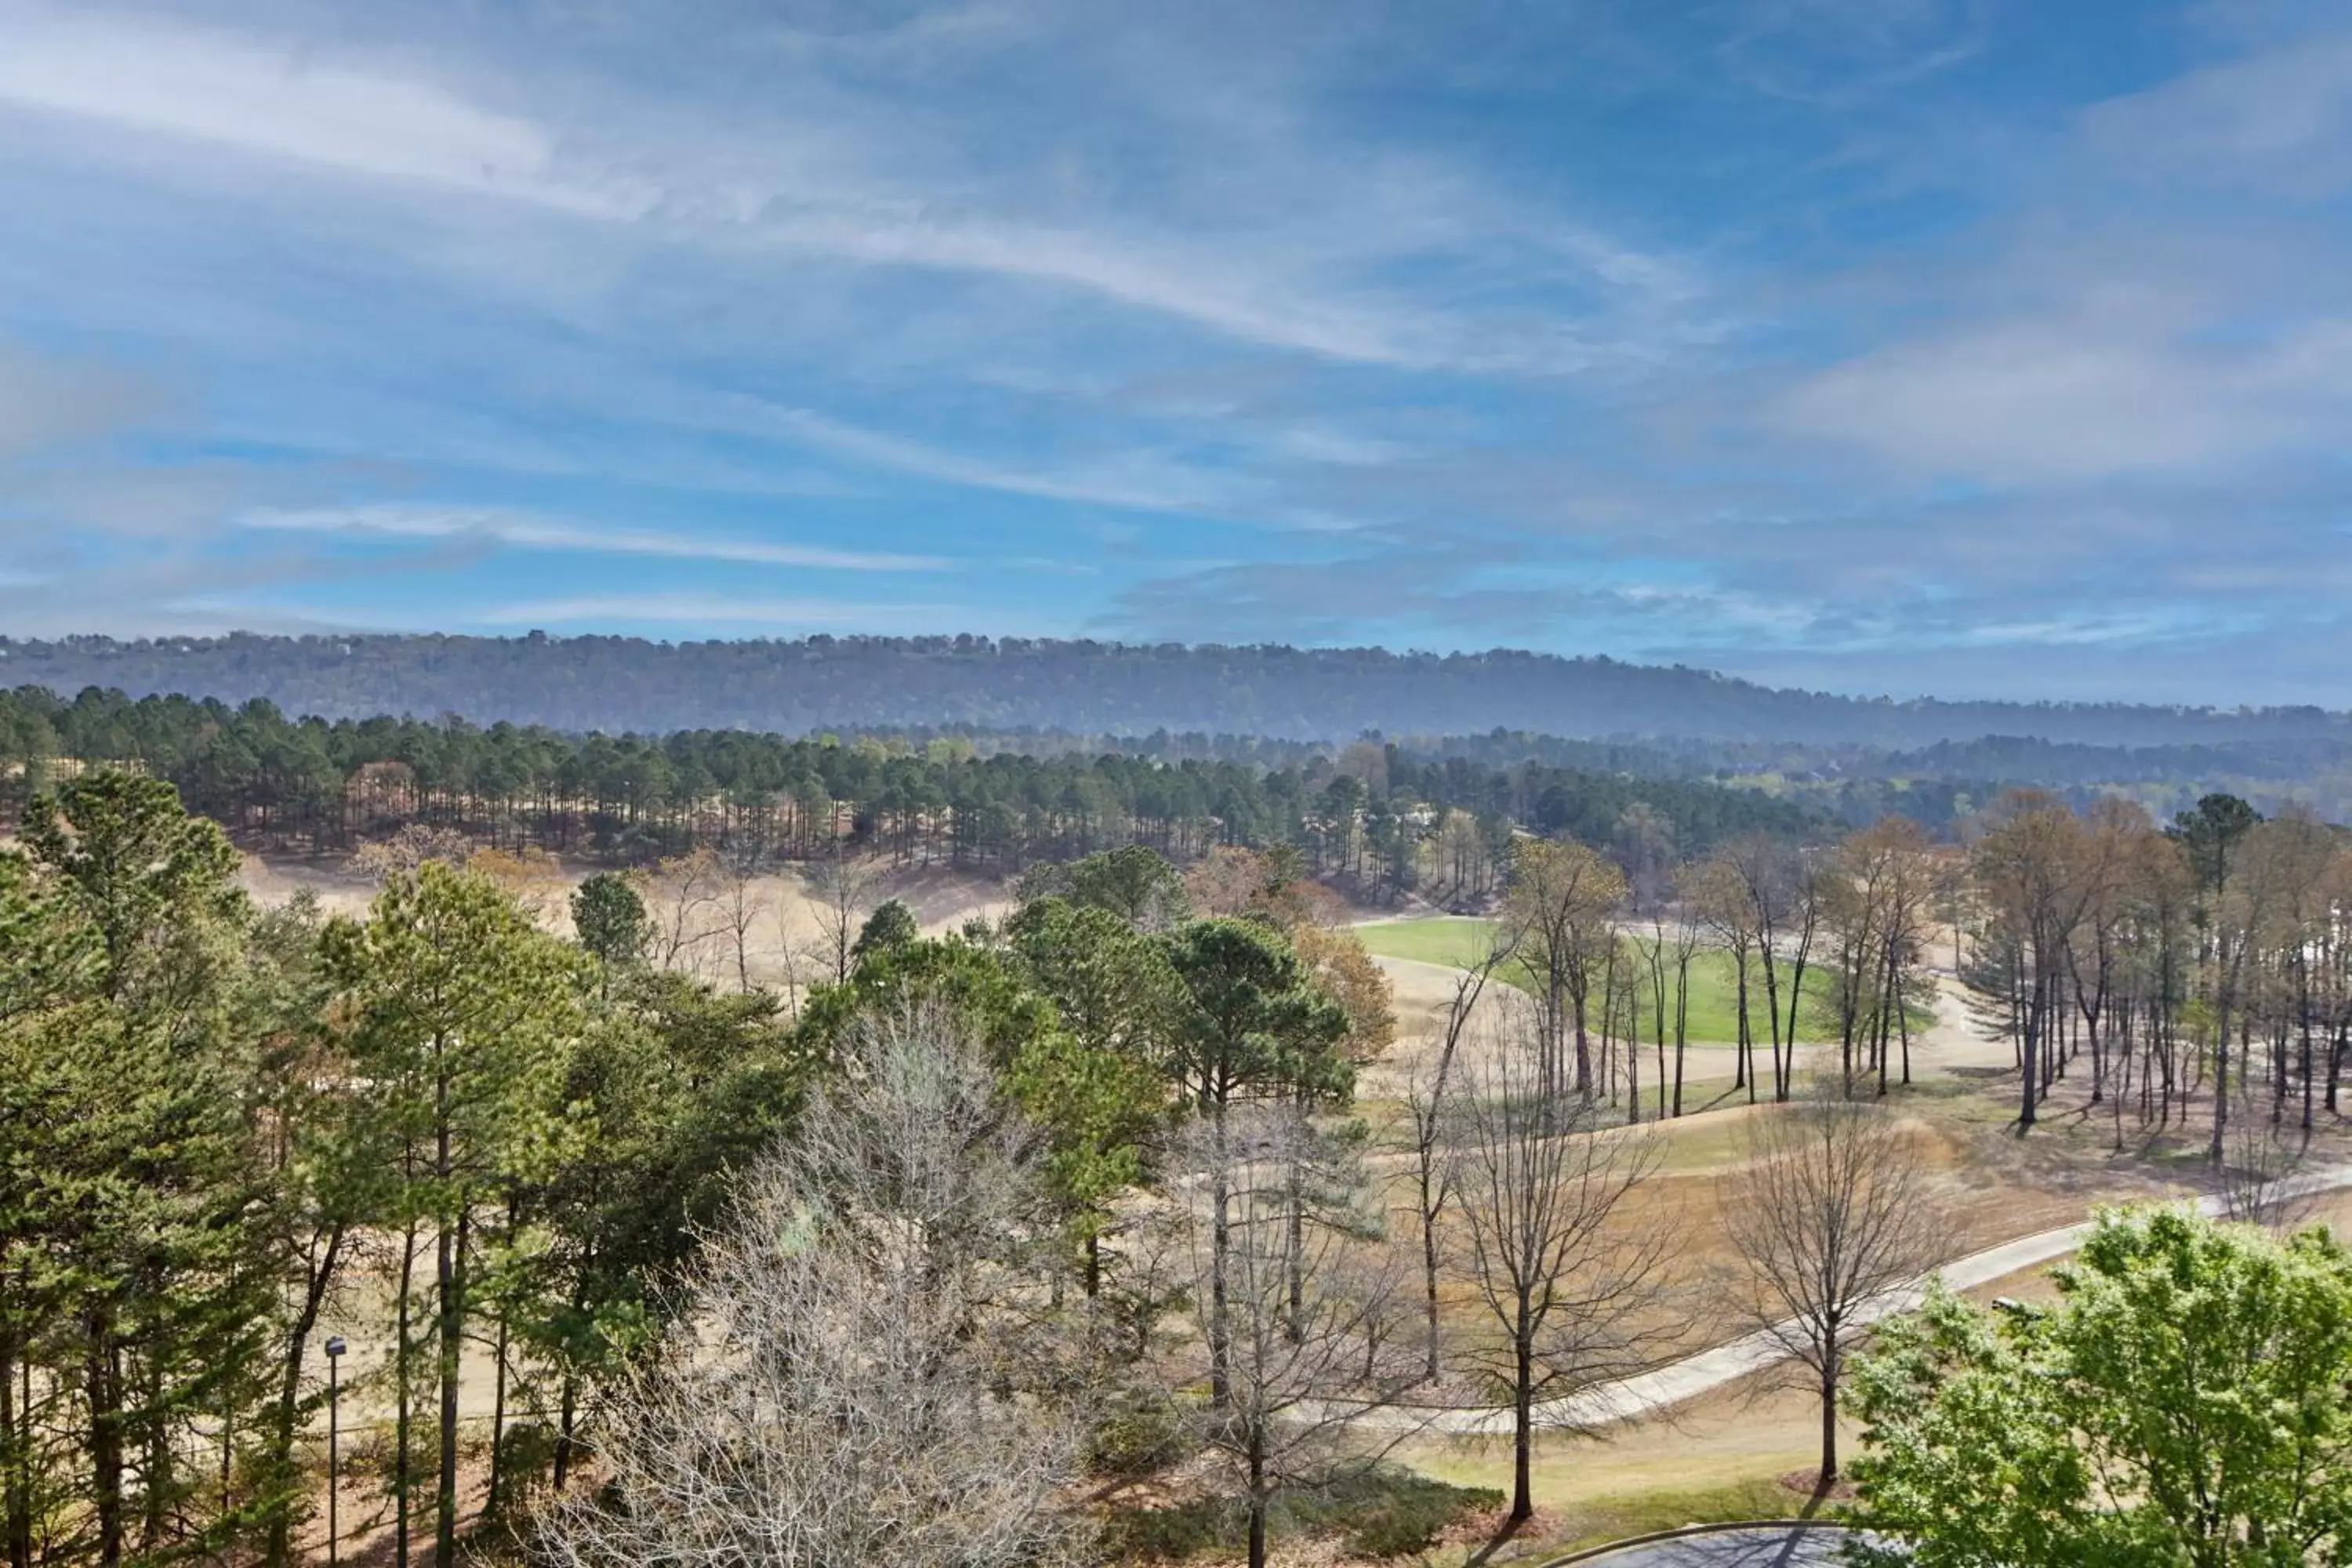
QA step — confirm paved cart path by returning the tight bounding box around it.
[1358,1164,2352,1436]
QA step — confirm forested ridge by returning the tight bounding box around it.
[9,633,2348,747]
[0,684,1824,890]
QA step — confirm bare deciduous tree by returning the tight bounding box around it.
[1449,1022,1675,1525]
[1399,920,1523,1381]
[803,845,880,985]
[1716,1080,1940,1484]
[1172,1108,1421,1568]
[714,839,769,993]
[644,845,726,977]
[2218,1100,2314,1232]
[1504,838,1626,1103]
[539,1004,1090,1568]
[350,823,471,882]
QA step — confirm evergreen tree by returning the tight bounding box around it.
[13,772,273,1566]
[325,865,586,1568]
[569,873,649,972]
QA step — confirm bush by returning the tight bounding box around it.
[1101,1496,1240,1560]
[1295,1466,1501,1558]
[1102,1465,1499,1561]
[1083,1387,1196,1479]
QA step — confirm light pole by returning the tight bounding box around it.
[325,1335,347,1568]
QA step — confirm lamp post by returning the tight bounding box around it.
[325,1335,347,1568]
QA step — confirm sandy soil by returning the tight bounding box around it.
[237,848,1013,992]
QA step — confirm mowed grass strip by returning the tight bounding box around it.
[1356,917,1925,1045]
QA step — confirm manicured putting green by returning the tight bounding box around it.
[1355,917,1922,1046]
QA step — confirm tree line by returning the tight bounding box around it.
[1963,789,2352,1162]
[0,685,1822,888]
[11,633,2350,747]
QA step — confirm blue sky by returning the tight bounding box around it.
[2,0,2349,704]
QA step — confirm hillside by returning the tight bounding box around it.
[6,634,2347,748]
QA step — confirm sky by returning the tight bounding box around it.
[2,0,2350,706]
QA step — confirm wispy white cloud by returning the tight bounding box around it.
[1773,303,2352,481]
[1766,20,2352,488]
[241,504,948,572]
[0,3,1699,373]
[0,8,643,216]
[9,1,2351,702]
[768,406,1243,515]
[1718,0,1989,106]
[2082,30,2352,194]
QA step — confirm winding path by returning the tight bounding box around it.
[1357,931,2352,1436]
[1362,1167,2352,1437]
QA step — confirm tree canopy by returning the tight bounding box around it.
[1849,1207,2352,1566]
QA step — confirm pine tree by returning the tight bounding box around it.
[13,772,274,1565]
[326,864,585,1566]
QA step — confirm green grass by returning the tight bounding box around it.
[1390,1458,1833,1565]
[1356,917,1925,1045]
[1103,1464,1500,1561]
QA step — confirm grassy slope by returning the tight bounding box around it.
[1357,917,1926,1045]
[1357,918,1773,1044]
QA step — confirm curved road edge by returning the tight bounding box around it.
[1356,1162,2352,1436]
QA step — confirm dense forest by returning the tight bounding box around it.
[9,633,2349,748]
[0,686,1824,893]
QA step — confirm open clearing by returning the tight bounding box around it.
[1356,917,1931,1046]
[238,849,1013,992]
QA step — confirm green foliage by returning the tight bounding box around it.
[325,862,590,1563]
[851,897,919,960]
[0,769,278,1566]
[1160,916,1352,1110]
[2169,791,2263,898]
[795,933,1055,1073]
[1104,1465,1498,1561]
[0,770,829,1565]
[1849,1206,2352,1566]
[569,872,648,969]
[1081,1385,1196,1479]
[1020,844,1191,928]
[0,680,1829,875]
[20,768,247,1006]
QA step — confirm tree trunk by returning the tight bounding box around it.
[396,1219,416,1568]
[485,1308,510,1523]
[1209,1102,1232,1409]
[1673,965,1690,1117]
[1,1319,25,1568]
[86,1316,125,1568]
[552,1370,580,1493]
[1247,1439,1269,1568]
[263,1230,344,1568]
[2209,990,2233,1164]
[1421,1167,1443,1382]
[1819,1369,1839,1485]
[436,1204,470,1566]
[1733,953,1752,1101]
[1511,1333,1534,1524]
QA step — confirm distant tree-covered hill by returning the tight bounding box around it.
[5,633,2346,748]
